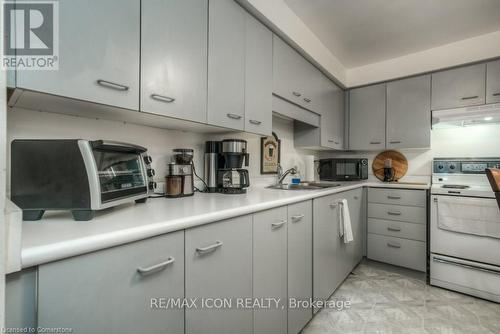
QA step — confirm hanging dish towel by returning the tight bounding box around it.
[437,196,500,239]
[338,199,354,243]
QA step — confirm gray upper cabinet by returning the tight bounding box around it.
[17,0,140,111]
[321,79,345,150]
[244,14,273,136]
[141,0,207,123]
[431,63,486,110]
[253,207,288,334]
[207,0,246,130]
[185,215,253,334]
[38,231,185,334]
[387,75,431,149]
[487,60,500,104]
[288,201,313,334]
[349,83,386,151]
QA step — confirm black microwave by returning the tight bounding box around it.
[318,158,369,181]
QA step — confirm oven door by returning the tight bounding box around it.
[431,194,500,266]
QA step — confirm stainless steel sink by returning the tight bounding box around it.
[266,182,342,190]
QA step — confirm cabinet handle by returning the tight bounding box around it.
[389,141,402,144]
[493,93,500,97]
[369,141,381,145]
[328,139,334,143]
[461,95,479,100]
[271,220,287,229]
[196,241,223,254]
[226,113,242,120]
[291,214,305,222]
[432,257,500,275]
[387,195,401,200]
[387,211,402,216]
[387,226,402,232]
[292,91,302,97]
[303,98,311,103]
[330,203,339,208]
[151,94,175,103]
[249,119,262,125]
[354,196,359,200]
[96,79,129,91]
[387,242,401,248]
[137,257,175,276]
[335,141,340,145]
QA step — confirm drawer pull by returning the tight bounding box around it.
[330,203,339,208]
[389,141,401,144]
[370,141,381,145]
[387,242,401,249]
[387,226,402,232]
[387,211,402,216]
[354,196,359,200]
[271,220,287,229]
[96,79,129,91]
[227,113,242,120]
[151,94,175,103]
[249,119,262,125]
[291,214,305,222]
[328,139,334,143]
[432,257,500,275]
[292,91,302,97]
[303,98,311,103]
[387,195,402,200]
[196,241,223,254]
[137,257,175,276]
[461,95,479,100]
[493,93,500,97]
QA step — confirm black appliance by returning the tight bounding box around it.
[318,158,369,181]
[11,139,154,221]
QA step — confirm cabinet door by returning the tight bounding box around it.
[345,188,364,270]
[321,79,344,149]
[141,0,207,123]
[288,201,313,334]
[253,207,287,334]
[313,193,344,309]
[207,0,245,130]
[244,14,273,136]
[487,60,500,104]
[431,63,486,110]
[387,75,431,149]
[185,216,252,334]
[349,83,386,150]
[17,0,140,110]
[38,231,185,334]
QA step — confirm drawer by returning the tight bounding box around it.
[367,234,426,271]
[368,203,426,224]
[368,188,426,207]
[368,218,426,241]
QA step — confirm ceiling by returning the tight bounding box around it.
[284,0,500,68]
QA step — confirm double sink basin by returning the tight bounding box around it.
[267,182,342,190]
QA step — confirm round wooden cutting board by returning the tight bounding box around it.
[372,150,408,182]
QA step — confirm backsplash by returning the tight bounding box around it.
[6,108,318,192]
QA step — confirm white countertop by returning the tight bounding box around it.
[20,181,429,269]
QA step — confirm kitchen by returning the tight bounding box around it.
[1,0,500,333]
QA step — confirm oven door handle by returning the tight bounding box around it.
[432,256,500,275]
[90,140,147,154]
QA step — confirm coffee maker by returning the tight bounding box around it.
[204,139,250,194]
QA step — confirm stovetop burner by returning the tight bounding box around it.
[441,185,470,189]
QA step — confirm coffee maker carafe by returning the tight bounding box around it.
[205,139,250,194]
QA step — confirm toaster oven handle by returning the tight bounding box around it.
[90,140,147,154]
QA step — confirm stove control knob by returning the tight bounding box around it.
[449,165,456,170]
[143,155,153,165]
[149,181,157,190]
[147,168,155,177]
[437,164,444,170]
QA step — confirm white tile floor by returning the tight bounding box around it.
[302,261,500,334]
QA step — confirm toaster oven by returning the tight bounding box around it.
[11,139,155,221]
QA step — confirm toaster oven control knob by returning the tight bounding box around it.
[149,181,157,190]
[147,168,155,177]
[143,155,153,165]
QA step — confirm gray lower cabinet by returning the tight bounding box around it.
[253,207,288,334]
[386,75,431,149]
[140,0,208,123]
[348,83,386,151]
[5,269,37,330]
[185,215,253,334]
[16,0,140,111]
[487,60,500,104]
[287,201,313,334]
[207,0,246,130]
[431,63,486,110]
[244,14,273,136]
[38,231,185,334]
[345,188,364,271]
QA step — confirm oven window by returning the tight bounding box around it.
[93,151,145,194]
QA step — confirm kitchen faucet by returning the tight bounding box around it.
[276,164,297,185]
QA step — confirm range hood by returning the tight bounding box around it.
[432,103,500,128]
